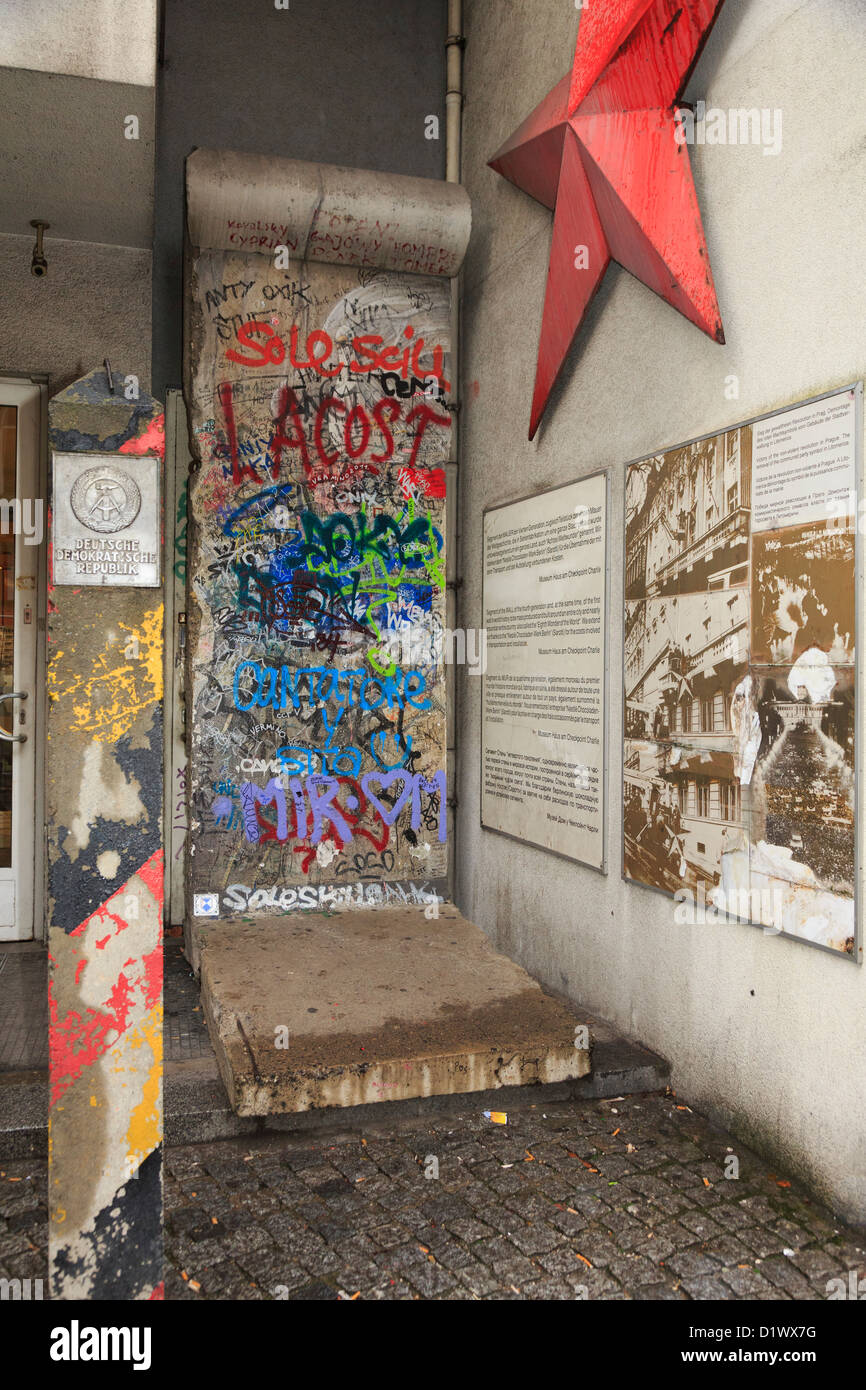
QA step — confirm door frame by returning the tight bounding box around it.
[0,375,47,942]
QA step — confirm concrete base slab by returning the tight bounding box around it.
[198,905,591,1117]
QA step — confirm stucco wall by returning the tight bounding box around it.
[0,234,151,394]
[0,0,157,85]
[456,0,866,1224]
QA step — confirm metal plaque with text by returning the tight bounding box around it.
[52,452,161,587]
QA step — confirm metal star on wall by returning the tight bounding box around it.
[489,0,727,439]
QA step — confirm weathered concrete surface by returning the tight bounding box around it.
[182,155,470,919]
[47,367,164,1299]
[198,906,591,1116]
[187,148,471,275]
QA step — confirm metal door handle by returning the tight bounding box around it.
[0,691,28,743]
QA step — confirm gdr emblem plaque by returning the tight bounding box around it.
[52,451,161,587]
[70,465,142,535]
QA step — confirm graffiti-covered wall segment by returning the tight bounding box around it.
[184,152,471,917]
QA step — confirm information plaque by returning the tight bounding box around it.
[482,472,608,870]
[52,452,161,587]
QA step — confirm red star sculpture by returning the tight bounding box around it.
[489,0,727,439]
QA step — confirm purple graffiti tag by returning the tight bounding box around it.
[289,777,308,839]
[240,779,288,842]
[360,770,415,828]
[361,770,447,840]
[305,775,353,845]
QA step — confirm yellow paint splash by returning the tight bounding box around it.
[47,605,164,742]
[125,1006,163,1171]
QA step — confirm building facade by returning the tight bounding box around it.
[1,0,865,1252]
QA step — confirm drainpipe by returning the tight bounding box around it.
[445,0,464,896]
[446,0,464,186]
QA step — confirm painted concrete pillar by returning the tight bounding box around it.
[47,367,164,1299]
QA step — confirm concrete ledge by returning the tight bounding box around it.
[1,1034,671,1151]
[165,1059,258,1146]
[0,1071,48,1160]
[198,906,592,1117]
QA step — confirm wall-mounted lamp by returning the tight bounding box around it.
[30,220,49,277]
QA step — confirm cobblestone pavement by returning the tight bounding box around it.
[2,1091,863,1300]
[161,1093,864,1300]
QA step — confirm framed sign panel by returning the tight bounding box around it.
[622,384,861,960]
[52,451,161,587]
[482,471,608,871]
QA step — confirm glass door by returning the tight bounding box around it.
[0,381,41,940]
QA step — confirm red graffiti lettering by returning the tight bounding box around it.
[344,403,370,459]
[405,402,452,469]
[271,386,309,478]
[314,397,345,467]
[228,322,450,390]
[218,382,257,486]
[225,319,286,368]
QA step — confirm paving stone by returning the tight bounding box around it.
[0,1228,35,1260]
[335,1258,381,1289]
[678,1209,725,1241]
[523,1275,585,1300]
[739,1226,790,1259]
[704,1233,757,1268]
[632,1233,676,1262]
[629,1280,685,1300]
[537,1242,595,1279]
[288,1280,340,1300]
[719,1265,780,1298]
[760,1255,816,1298]
[675,1273,735,1300]
[791,1246,847,1283]
[770,1219,814,1251]
[665,1247,721,1278]
[471,1235,540,1284]
[455,1260,501,1297]
[651,1218,701,1252]
[382,1242,456,1296]
[568,1231,621,1268]
[445,1215,493,1243]
[423,1237,474,1271]
[608,1253,668,1285]
[500,1217,562,1256]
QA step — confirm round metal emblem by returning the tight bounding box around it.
[70,465,141,534]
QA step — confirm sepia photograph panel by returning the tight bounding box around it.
[625,426,752,602]
[751,519,856,667]
[625,589,749,744]
[623,738,747,897]
[747,665,855,956]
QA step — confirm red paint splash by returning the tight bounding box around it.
[398,466,446,499]
[141,945,163,1013]
[119,412,165,459]
[48,849,165,1107]
[49,971,135,1107]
